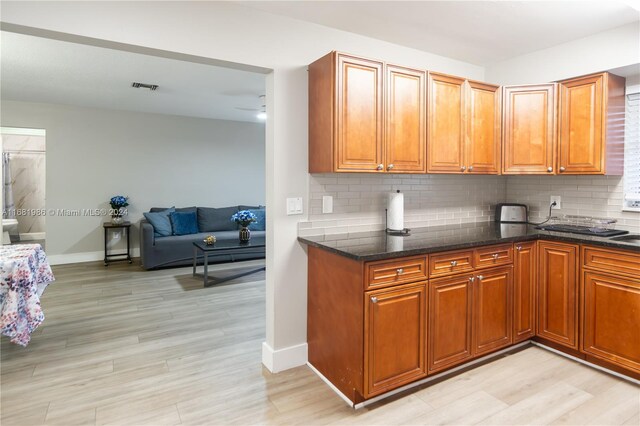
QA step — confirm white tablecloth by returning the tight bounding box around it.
[0,244,54,346]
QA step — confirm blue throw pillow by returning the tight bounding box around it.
[143,208,175,237]
[170,211,199,236]
[248,208,266,231]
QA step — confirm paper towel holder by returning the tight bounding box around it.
[385,208,410,236]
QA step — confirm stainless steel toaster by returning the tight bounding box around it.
[495,203,528,223]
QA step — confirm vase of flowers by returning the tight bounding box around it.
[231,210,257,243]
[109,195,129,224]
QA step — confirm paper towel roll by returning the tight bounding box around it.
[387,235,404,251]
[387,190,404,231]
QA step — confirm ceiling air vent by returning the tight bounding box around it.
[131,82,159,91]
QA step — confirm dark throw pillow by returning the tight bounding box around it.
[248,208,266,231]
[170,211,199,236]
[197,207,239,232]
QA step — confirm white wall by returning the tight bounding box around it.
[486,22,640,84]
[0,100,266,257]
[0,1,484,372]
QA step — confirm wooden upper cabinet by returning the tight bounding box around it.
[502,84,557,175]
[537,241,579,350]
[513,242,537,343]
[364,283,427,397]
[558,72,625,175]
[308,52,424,173]
[466,81,501,174]
[385,65,426,173]
[473,267,513,356]
[336,54,384,172]
[427,73,466,173]
[428,274,473,372]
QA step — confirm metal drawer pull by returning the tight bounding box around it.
[516,245,522,251]
[560,166,566,172]
[492,253,499,259]
[547,167,553,173]
[469,277,475,282]
[451,260,458,267]
[371,297,378,303]
[396,268,404,275]
[460,166,466,171]
[376,164,384,171]
[387,164,395,170]
[468,166,474,171]
[477,275,484,280]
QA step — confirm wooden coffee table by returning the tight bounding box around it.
[192,237,265,287]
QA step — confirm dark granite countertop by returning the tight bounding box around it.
[298,222,640,261]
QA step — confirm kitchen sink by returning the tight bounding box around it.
[610,234,640,243]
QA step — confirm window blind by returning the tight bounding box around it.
[624,92,640,209]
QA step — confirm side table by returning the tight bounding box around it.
[103,222,132,266]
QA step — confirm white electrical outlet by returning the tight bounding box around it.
[286,197,303,215]
[322,195,333,214]
[550,196,561,210]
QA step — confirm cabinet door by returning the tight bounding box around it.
[385,65,426,173]
[428,274,473,372]
[538,241,579,349]
[473,267,513,356]
[558,73,604,174]
[364,282,427,397]
[336,54,384,172]
[582,272,640,374]
[503,84,557,174]
[427,73,466,173]
[514,242,537,343]
[466,81,501,174]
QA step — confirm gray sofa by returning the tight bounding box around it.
[139,205,265,270]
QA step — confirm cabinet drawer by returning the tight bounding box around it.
[474,244,514,270]
[366,256,428,290]
[582,246,640,278]
[429,250,474,277]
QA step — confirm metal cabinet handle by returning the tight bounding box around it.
[547,167,553,173]
[477,275,484,280]
[516,245,522,251]
[387,164,394,170]
[460,166,466,171]
[469,276,475,282]
[492,253,499,259]
[451,260,458,267]
[468,166,474,171]
[371,297,378,303]
[559,166,566,172]
[376,164,384,171]
[396,268,404,275]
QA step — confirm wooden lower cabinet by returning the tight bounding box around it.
[428,274,473,373]
[582,271,640,374]
[473,267,513,356]
[364,283,427,396]
[513,242,537,342]
[537,241,579,349]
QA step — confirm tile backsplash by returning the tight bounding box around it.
[300,173,639,237]
[506,175,639,232]
[301,174,506,237]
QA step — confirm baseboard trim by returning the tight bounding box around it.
[19,232,46,241]
[48,248,141,266]
[307,362,355,407]
[531,341,640,386]
[262,341,308,373]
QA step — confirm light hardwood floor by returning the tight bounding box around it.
[1,259,638,425]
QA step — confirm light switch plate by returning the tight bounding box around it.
[322,195,333,214]
[286,197,303,215]
[550,196,561,210]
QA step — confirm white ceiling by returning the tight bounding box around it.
[240,0,639,65]
[0,32,267,123]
